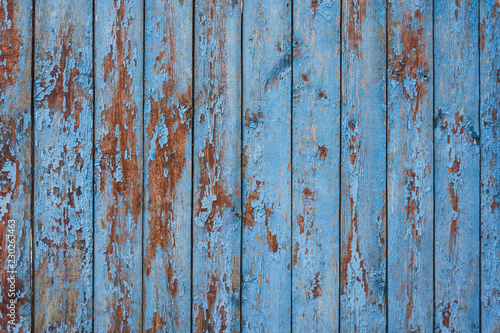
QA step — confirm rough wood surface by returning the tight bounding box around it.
[434,0,480,331]
[33,0,94,330]
[292,0,340,331]
[192,1,242,332]
[480,0,500,331]
[340,0,387,330]
[0,0,33,331]
[387,0,434,331]
[242,0,292,331]
[94,0,144,331]
[143,0,192,331]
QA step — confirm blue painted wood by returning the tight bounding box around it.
[33,0,94,330]
[340,0,387,330]
[434,0,480,331]
[480,0,500,331]
[94,0,144,331]
[242,0,292,331]
[192,1,242,332]
[0,0,33,331]
[143,0,192,331]
[292,0,340,331]
[387,0,434,331]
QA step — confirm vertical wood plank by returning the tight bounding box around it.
[93,0,143,331]
[340,0,387,330]
[242,0,292,331]
[387,0,434,331]
[434,0,480,331]
[193,1,242,332]
[143,0,192,331]
[33,0,94,330]
[0,0,33,331]
[292,0,340,331]
[480,0,499,331]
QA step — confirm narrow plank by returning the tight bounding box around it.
[192,1,242,332]
[33,0,94,330]
[143,0,193,331]
[292,0,340,331]
[242,0,292,331]
[434,0,480,331]
[480,0,500,331]
[93,0,143,331]
[0,0,33,331]
[340,0,387,329]
[387,0,434,331]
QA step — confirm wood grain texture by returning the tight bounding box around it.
[340,0,387,330]
[292,0,340,331]
[387,0,433,331]
[33,0,94,330]
[480,0,500,331]
[192,1,241,332]
[242,0,292,331]
[94,0,143,331]
[143,0,192,331]
[0,0,33,331]
[434,0,480,331]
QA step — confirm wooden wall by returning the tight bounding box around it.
[0,0,498,332]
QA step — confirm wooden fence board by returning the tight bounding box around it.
[94,0,144,331]
[480,0,500,331]
[192,1,242,332]
[242,0,292,331]
[340,0,387,330]
[33,0,94,330]
[292,0,340,331]
[143,0,192,331]
[387,0,434,331]
[434,0,480,331]
[0,0,33,331]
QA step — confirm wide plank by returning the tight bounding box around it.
[33,0,94,330]
[242,0,292,331]
[94,0,144,330]
[387,0,434,331]
[434,0,480,330]
[292,0,341,331]
[340,0,387,330]
[192,1,242,332]
[143,0,193,331]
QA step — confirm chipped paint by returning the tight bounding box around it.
[242,0,292,331]
[292,0,340,331]
[34,0,94,330]
[193,1,242,332]
[434,0,480,331]
[0,1,33,331]
[387,0,434,331]
[94,0,143,331]
[480,0,500,330]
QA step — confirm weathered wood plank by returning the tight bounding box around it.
[143,0,192,332]
[340,0,387,330]
[434,0,480,331]
[480,0,500,331]
[292,0,340,331]
[192,1,241,332]
[242,0,292,331]
[33,0,94,330]
[387,0,433,331]
[94,0,143,331]
[0,0,33,331]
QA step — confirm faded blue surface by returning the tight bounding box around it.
[292,0,341,332]
[1,0,499,332]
